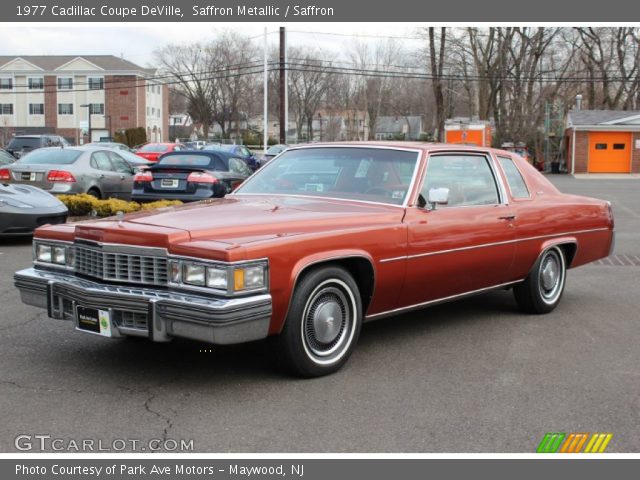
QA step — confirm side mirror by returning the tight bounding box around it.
[427,187,449,210]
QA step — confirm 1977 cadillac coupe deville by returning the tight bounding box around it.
[14,143,615,377]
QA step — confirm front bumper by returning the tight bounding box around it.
[14,267,272,345]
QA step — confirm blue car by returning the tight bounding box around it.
[203,144,259,171]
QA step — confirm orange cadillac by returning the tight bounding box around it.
[14,143,615,377]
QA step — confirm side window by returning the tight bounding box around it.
[229,157,252,176]
[498,156,530,199]
[173,145,182,152]
[91,151,114,171]
[241,146,251,157]
[421,154,500,207]
[109,152,133,174]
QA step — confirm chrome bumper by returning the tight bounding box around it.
[14,268,272,345]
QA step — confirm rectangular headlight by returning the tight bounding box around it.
[206,267,228,289]
[183,263,205,286]
[36,244,52,263]
[53,246,66,265]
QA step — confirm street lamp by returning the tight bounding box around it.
[80,104,91,143]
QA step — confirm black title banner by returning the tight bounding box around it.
[2,0,640,22]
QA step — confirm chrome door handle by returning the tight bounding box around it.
[498,215,517,221]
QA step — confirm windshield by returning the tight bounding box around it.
[157,154,216,167]
[17,149,82,165]
[139,144,169,153]
[267,145,285,155]
[235,147,419,206]
[7,138,40,151]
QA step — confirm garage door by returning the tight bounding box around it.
[589,132,632,173]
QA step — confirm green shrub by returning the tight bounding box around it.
[140,200,183,210]
[57,194,182,218]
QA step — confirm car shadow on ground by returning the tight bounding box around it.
[34,288,522,385]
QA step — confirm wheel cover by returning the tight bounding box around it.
[301,279,358,365]
[538,249,565,304]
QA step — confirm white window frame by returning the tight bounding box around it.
[89,103,104,115]
[58,103,74,115]
[0,103,14,115]
[88,76,104,90]
[57,76,74,91]
[28,103,45,115]
[27,76,44,91]
[0,77,14,91]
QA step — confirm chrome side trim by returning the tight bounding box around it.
[231,193,407,209]
[365,280,522,322]
[379,227,609,263]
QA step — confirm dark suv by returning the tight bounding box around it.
[5,135,70,159]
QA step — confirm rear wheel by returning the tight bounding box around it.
[276,266,362,377]
[87,187,101,199]
[514,246,566,314]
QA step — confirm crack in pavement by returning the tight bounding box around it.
[143,392,175,442]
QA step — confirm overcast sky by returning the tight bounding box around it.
[0,23,426,67]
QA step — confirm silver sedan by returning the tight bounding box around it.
[0,146,136,200]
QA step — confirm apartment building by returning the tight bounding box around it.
[0,55,168,145]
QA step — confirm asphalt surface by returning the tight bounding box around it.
[0,175,638,453]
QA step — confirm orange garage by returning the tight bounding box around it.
[588,132,632,173]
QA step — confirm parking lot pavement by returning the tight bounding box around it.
[0,175,638,453]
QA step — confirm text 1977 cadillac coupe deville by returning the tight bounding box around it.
[14,143,615,377]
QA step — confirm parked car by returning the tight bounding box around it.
[131,150,252,202]
[0,149,17,166]
[182,140,206,150]
[87,142,135,153]
[85,145,151,170]
[13,143,614,377]
[1,184,67,235]
[135,143,186,162]
[258,144,289,167]
[0,146,136,200]
[5,134,69,159]
[203,144,259,170]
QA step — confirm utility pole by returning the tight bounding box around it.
[263,27,268,153]
[279,27,286,144]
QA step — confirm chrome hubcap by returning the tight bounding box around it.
[301,279,358,364]
[538,249,565,303]
[312,300,343,344]
[541,258,558,290]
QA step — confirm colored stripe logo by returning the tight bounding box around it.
[537,433,613,453]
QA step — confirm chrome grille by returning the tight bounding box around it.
[74,244,168,286]
[113,311,148,331]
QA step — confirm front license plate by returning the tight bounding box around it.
[161,179,179,188]
[76,306,112,337]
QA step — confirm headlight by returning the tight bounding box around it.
[169,258,268,295]
[206,267,228,289]
[183,264,205,286]
[36,244,52,263]
[34,241,74,268]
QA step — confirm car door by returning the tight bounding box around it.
[399,152,517,307]
[108,151,135,200]
[89,150,120,198]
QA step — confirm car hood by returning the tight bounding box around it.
[126,194,403,243]
[0,183,63,208]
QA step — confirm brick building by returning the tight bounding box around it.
[0,55,168,145]
[565,110,640,174]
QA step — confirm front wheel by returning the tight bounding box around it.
[514,246,567,314]
[276,266,362,377]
